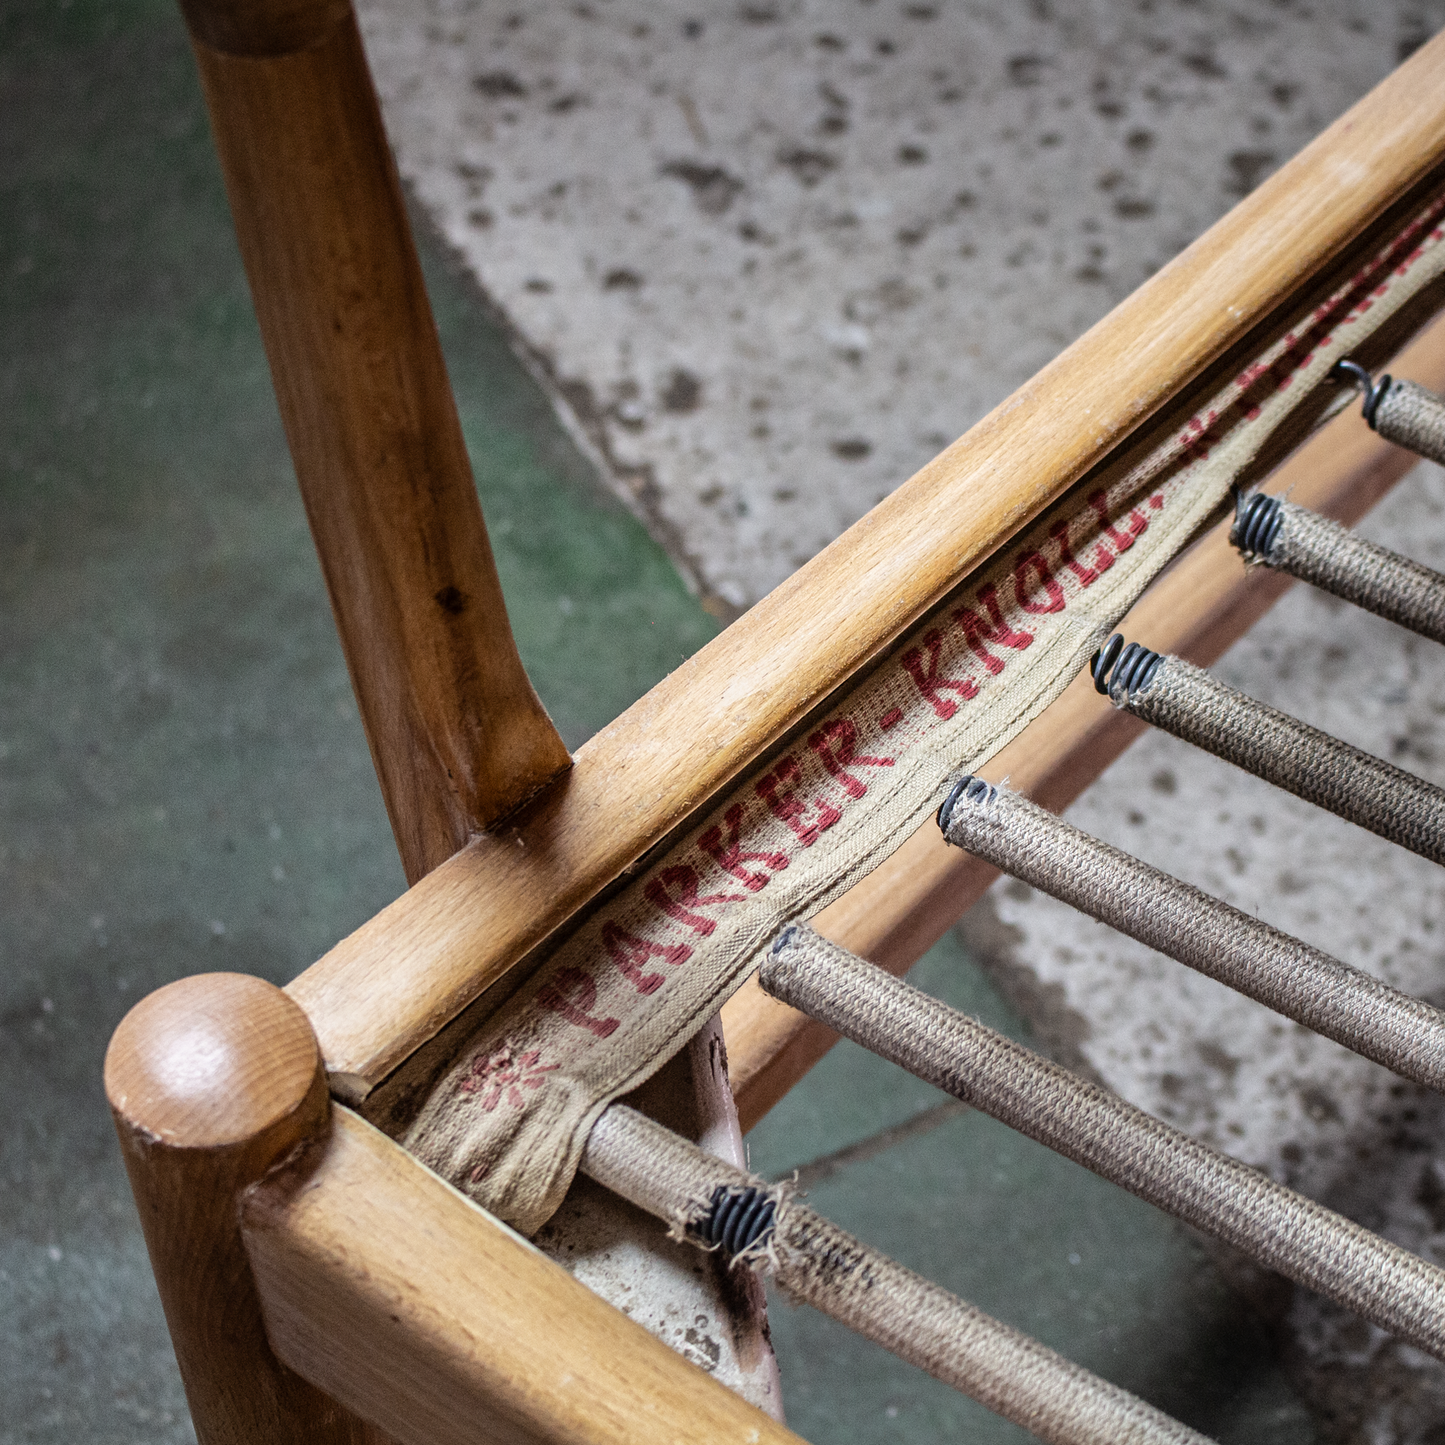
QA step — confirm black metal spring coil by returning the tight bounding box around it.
[1231,490,1285,559]
[1090,634,1164,698]
[1333,358,1392,430]
[693,1184,777,1258]
[937,774,996,834]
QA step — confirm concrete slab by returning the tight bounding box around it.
[357,0,1444,613]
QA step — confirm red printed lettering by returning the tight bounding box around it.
[757,755,842,845]
[1087,490,1147,553]
[1179,410,1216,460]
[1013,550,1065,615]
[698,803,790,890]
[1050,518,1099,587]
[1276,362,1303,392]
[953,584,1034,675]
[602,922,691,995]
[807,718,894,800]
[536,969,620,1039]
[457,1043,560,1110]
[902,629,979,719]
[1234,360,1269,392]
[643,864,745,937]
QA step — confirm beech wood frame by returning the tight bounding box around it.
[104,6,1445,1442]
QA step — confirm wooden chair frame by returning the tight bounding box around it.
[103,4,1445,1441]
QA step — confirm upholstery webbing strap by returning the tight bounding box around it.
[937,779,1445,1092]
[403,192,1445,1238]
[581,1104,1214,1445]
[1234,493,1445,642]
[759,926,1445,1360]
[1104,651,1445,863]
[1374,376,1445,465]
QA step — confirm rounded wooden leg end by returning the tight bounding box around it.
[106,973,375,1444]
[105,971,325,1152]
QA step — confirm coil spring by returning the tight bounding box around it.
[1090,634,1164,698]
[769,922,800,960]
[693,1184,777,1258]
[1232,490,1285,559]
[937,774,996,834]
[1333,358,1392,430]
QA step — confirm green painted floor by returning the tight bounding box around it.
[0,2,1316,1440]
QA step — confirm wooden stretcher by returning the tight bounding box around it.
[102,2,1445,1439]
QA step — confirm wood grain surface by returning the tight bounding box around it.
[178,0,351,55]
[104,973,389,1443]
[243,1105,803,1445]
[190,8,571,884]
[288,34,1445,1101]
[722,313,1445,1128]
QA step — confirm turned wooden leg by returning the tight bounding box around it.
[176,0,572,883]
[105,972,385,1444]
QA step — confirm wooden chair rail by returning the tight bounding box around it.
[105,974,393,1444]
[287,31,1445,1103]
[107,972,794,1444]
[242,1105,801,1445]
[724,312,1445,1129]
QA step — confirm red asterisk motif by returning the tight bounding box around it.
[456,1043,558,1112]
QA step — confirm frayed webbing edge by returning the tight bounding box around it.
[670,1177,801,1276]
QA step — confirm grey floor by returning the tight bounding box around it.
[1,1,1326,1441]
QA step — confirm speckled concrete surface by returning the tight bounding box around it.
[357,0,1445,613]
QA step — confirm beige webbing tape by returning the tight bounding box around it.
[582,1105,1215,1445]
[1243,495,1445,642]
[405,193,1445,1237]
[1375,375,1445,464]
